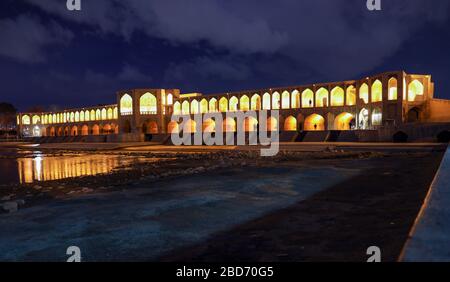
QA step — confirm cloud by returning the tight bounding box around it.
[0,14,73,63]
[118,64,151,82]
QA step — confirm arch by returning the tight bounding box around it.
[140,92,157,114]
[267,116,278,131]
[229,96,238,111]
[80,111,85,122]
[49,127,56,136]
[81,125,89,136]
[173,101,181,115]
[167,121,179,134]
[346,86,356,106]
[64,126,70,136]
[167,93,173,105]
[284,116,297,131]
[209,98,218,112]
[388,77,398,100]
[281,91,290,109]
[372,107,382,126]
[107,108,113,119]
[113,107,118,119]
[183,119,196,133]
[272,92,281,110]
[84,110,90,121]
[359,83,369,104]
[90,109,96,121]
[75,111,80,122]
[244,116,258,132]
[291,90,300,108]
[315,88,328,107]
[32,115,40,125]
[63,113,67,123]
[202,118,216,133]
[191,99,199,114]
[182,100,190,115]
[142,121,158,134]
[358,108,369,129]
[408,80,424,102]
[95,109,101,121]
[53,114,58,123]
[262,93,271,110]
[371,80,383,102]
[407,107,420,123]
[304,114,325,131]
[200,99,208,114]
[302,89,314,108]
[92,124,100,135]
[219,97,228,112]
[331,86,345,106]
[240,95,250,111]
[120,94,133,115]
[57,127,63,136]
[334,112,355,130]
[223,117,236,132]
[70,126,78,136]
[103,124,112,134]
[251,94,261,111]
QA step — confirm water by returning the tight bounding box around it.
[0,165,360,261]
[0,149,141,185]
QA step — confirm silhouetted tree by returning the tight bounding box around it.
[0,102,17,131]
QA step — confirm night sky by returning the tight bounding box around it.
[1,0,450,111]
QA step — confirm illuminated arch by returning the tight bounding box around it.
[53,114,58,123]
[167,93,173,105]
[284,116,297,131]
[251,94,261,110]
[95,109,101,121]
[142,121,158,134]
[272,92,280,110]
[90,109,96,121]
[223,117,236,132]
[346,86,356,106]
[388,77,398,100]
[229,96,238,111]
[107,108,113,119]
[281,91,290,109]
[103,124,112,134]
[92,124,100,135]
[70,126,78,136]
[49,127,56,136]
[358,108,369,129]
[244,116,258,132]
[32,115,40,125]
[359,83,369,104]
[182,100,190,115]
[167,121,179,134]
[372,107,382,126]
[56,114,60,123]
[209,98,218,112]
[70,112,75,122]
[240,95,250,111]
[75,111,80,122]
[302,89,314,108]
[80,111,85,122]
[113,107,118,119]
[291,90,300,108]
[200,99,208,114]
[191,99,199,114]
[267,116,278,131]
[120,94,133,115]
[81,125,89,136]
[262,93,271,110]
[219,97,228,112]
[304,114,325,131]
[183,119,196,133]
[371,80,383,102]
[331,87,345,106]
[315,88,328,107]
[173,101,181,115]
[408,80,424,102]
[140,93,157,114]
[334,112,355,130]
[84,110,90,121]
[202,118,216,133]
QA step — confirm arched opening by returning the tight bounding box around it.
[80,111,85,122]
[219,97,228,112]
[408,80,424,102]
[143,121,158,134]
[372,107,382,126]
[229,96,238,111]
[173,101,181,115]
[103,124,112,134]
[359,83,369,104]
[315,88,328,107]
[223,117,236,132]
[183,119,197,133]
[32,115,40,125]
[191,99,199,114]
[140,93,157,114]
[167,94,173,105]
[346,86,356,106]
[200,99,208,114]
[81,125,89,136]
[331,87,345,106]
[272,92,281,110]
[284,116,297,131]
[304,114,325,131]
[301,89,314,108]
[95,109,101,121]
[267,116,278,132]
[407,108,420,123]
[57,127,63,136]
[167,121,179,134]
[209,98,218,112]
[244,117,258,132]
[371,80,383,102]
[291,90,300,108]
[64,126,70,136]
[262,93,271,110]
[22,115,30,125]
[202,118,216,133]
[334,113,355,130]
[358,108,369,129]
[251,94,261,111]
[182,100,190,115]
[240,95,250,111]
[107,108,113,119]
[388,77,398,100]
[92,125,100,135]
[281,91,290,109]
[90,109,96,121]
[100,108,106,120]
[120,94,133,115]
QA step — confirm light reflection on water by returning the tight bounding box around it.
[15,153,134,184]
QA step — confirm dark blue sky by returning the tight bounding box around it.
[1,0,450,111]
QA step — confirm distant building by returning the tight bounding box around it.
[16,71,450,142]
